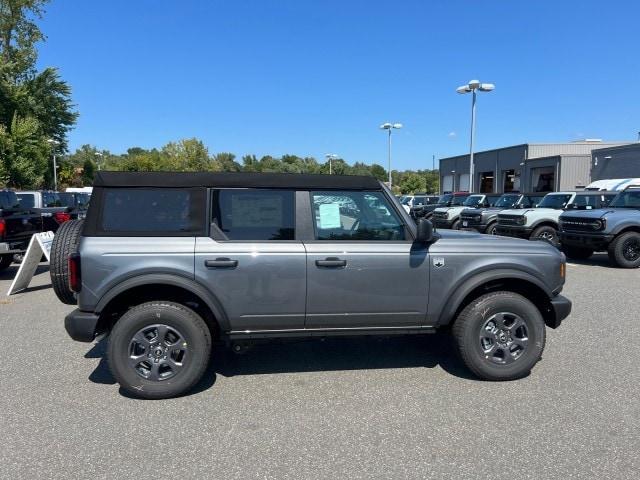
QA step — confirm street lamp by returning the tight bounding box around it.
[325,154,339,174]
[95,152,103,171]
[456,80,494,192]
[47,139,60,191]
[379,122,402,187]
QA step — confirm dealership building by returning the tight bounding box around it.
[439,140,630,194]
[590,143,640,181]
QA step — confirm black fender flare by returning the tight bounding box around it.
[529,219,559,231]
[436,268,553,326]
[95,273,231,331]
[611,224,640,236]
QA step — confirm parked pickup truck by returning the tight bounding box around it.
[58,192,90,220]
[496,191,616,247]
[460,193,546,235]
[52,171,571,399]
[432,193,502,230]
[559,185,640,267]
[0,190,42,271]
[17,191,72,233]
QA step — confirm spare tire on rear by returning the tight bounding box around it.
[50,219,84,305]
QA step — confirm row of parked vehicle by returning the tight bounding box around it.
[399,185,640,268]
[0,190,90,270]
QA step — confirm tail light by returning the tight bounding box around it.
[68,252,81,293]
[0,218,5,239]
[54,211,71,224]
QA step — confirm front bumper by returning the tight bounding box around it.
[65,309,100,342]
[548,295,572,329]
[433,217,457,229]
[559,231,614,251]
[495,225,533,239]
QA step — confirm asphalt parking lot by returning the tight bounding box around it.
[1,256,638,480]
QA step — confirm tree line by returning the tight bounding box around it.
[0,1,439,195]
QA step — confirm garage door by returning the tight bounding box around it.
[459,174,470,192]
[442,175,453,192]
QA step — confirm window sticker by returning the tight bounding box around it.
[318,203,341,229]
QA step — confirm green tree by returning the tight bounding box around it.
[213,152,241,172]
[399,172,426,194]
[163,138,211,171]
[369,163,387,182]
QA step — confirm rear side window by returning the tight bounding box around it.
[211,189,295,241]
[99,188,204,235]
[572,194,611,210]
[43,192,62,207]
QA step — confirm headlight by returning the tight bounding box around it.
[592,219,605,230]
[516,216,527,225]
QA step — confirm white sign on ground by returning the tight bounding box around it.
[6,231,54,296]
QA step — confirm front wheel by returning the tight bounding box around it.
[452,291,546,381]
[451,219,461,230]
[485,222,498,235]
[107,301,212,399]
[531,225,559,248]
[608,231,640,268]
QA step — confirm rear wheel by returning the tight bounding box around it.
[107,301,212,399]
[50,219,84,304]
[562,245,593,260]
[452,291,546,381]
[0,254,12,272]
[532,225,559,248]
[608,231,640,268]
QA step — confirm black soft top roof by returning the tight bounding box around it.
[93,171,382,190]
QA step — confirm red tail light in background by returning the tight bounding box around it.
[54,211,71,224]
[0,218,5,239]
[68,253,81,293]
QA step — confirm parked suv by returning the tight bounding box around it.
[460,193,546,235]
[0,190,42,271]
[16,191,72,232]
[55,172,570,399]
[408,195,440,219]
[559,185,640,267]
[496,191,616,247]
[432,193,501,230]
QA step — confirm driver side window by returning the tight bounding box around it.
[311,191,405,241]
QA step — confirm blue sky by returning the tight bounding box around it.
[37,0,639,170]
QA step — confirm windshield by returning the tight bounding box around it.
[400,196,412,205]
[58,192,76,207]
[451,195,470,206]
[537,194,572,209]
[413,196,427,206]
[494,194,521,208]
[437,194,453,205]
[609,190,640,208]
[462,195,485,207]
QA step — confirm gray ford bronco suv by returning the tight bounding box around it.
[54,172,571,399]
[559,185,640,267]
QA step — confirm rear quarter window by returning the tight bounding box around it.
[94,188,205,235]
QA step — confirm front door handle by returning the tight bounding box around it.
[315,257,347,268]
[205,258,238,268]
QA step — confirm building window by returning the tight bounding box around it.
[480,172,494,193]
[502,169,516,192]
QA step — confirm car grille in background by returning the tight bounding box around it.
[461,214,481,225]
[497,214,521,225]
[560,217,602,232]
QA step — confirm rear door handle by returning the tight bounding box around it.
[315,257,347,268]
[205,258,238,268]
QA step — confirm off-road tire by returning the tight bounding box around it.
[107,301,212,399]
[0,254,12,272]
[452,291,546,381]
[608,231,640,268]
[485,222,497,235]
[562,245,594,260]
[50,219,84,305]
[531,225,559,248]
[451,219,461,230]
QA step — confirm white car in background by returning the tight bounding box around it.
[432,193,501,229]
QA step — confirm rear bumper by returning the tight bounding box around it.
[0,240,29,254]
[548,295,572,329]
[495,225,532,239]
[559,231,614,250]
[65,309,100,342]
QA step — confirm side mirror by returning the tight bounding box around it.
[416,218,435,243]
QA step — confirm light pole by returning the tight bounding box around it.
[95,152,103,171]
[456,80,494,192]
[47,139,60,191]
[325,154,338,174]
[379,122,402,187]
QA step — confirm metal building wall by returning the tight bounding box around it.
[559,155,592,190]
[591,144,640,180]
